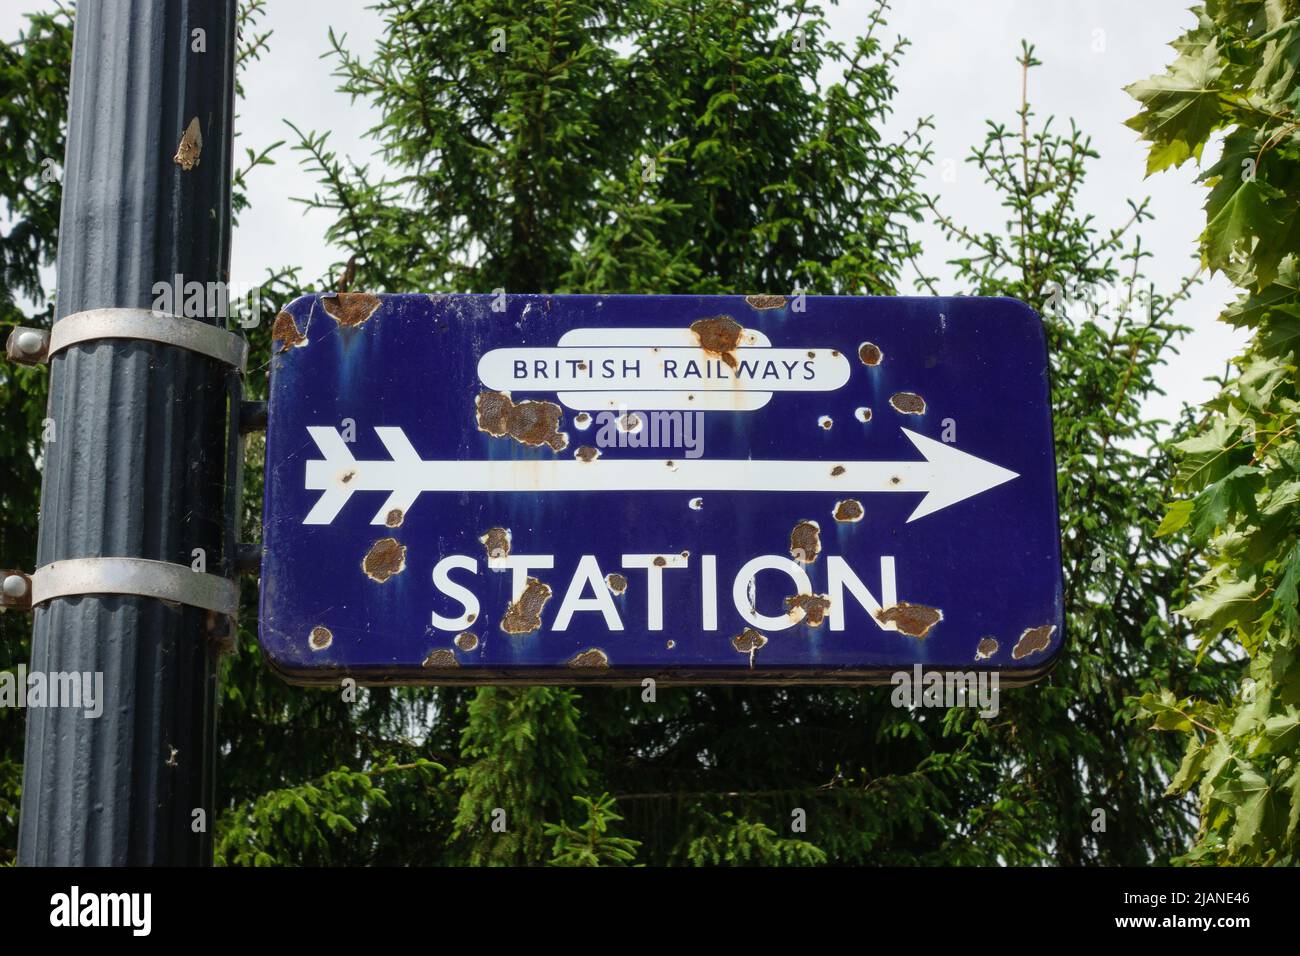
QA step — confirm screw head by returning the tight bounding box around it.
[15,330,44,355]
[2,574,28,598]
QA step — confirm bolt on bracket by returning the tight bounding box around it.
[6,327,51,366]
[1,570,33,612]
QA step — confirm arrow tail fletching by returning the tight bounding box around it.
[303,427,360,525]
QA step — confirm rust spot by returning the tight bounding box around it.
[575,445,600,462]
[456,631,479,651]
[1012,625,1055,660]
[606,573,628,595]
[173,116,202,170]
[271,311,306,352]
[568,648,610,668]
[731,628,768,653]
[890,475,901,485]
[475,390,513,433]
[502,578,551,634]
[475,390,568,451]
[789,520,821,564]
[689,497,704,510]
[340,470,356,484]
[785,593,832,626]
[653,556,667,567]
[855,407,873,423]
[976,637,999,660]
[385,508,405,528]
[321,292,382,328]
[466,613,477,623]
[308,626,333,651]
[833,498,864,523]
[422,648,459,668]
[818,415,833,430]
[666,639,676,649]
[680,550,690,558]
[876,602,943,638]
[890,392,926,415]
[362,537,407,583]
[690,315,744,370]
[858,342,883,366]
[831,465,846,476]
[745,294,786,310]
[481,526,510,561]
[575,412,592,428]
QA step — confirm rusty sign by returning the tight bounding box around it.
[260,294,1063,684]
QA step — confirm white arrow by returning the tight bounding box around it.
[301,426,1018,526]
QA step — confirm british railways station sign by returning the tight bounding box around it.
[259,294,1063,684]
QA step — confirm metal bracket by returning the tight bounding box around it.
[235,542,263,576]
[30,557,240,617]
[238,399,267,434]
[46,308,248,370]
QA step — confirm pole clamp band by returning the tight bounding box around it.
[30,557,240,617]
[49,308,248,371]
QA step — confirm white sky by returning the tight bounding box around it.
[2,0,1245,428]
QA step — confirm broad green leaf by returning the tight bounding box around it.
[1221,259,1300,328]
[1180,576,1258,632]
[1189,465,1261,539]
[1155,498,1194,537]
[1168,734,1211,794]
[1173,416,1244,491]
[1273,541,1300,633]
[1255,13,1300,102]
[1124,38,1225,174]
[1286,761,1300,840]
[1204,177,1277,277]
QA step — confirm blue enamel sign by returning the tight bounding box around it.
[260,294,1063,684]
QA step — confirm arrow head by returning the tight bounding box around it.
[901,428,1019,522]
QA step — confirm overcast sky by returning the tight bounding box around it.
[2,0,1244,428]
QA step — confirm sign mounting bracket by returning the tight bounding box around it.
[29,557,240,618]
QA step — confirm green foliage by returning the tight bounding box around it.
[451,687,590,864]
[1127,0,1300,865]
[0,4,71,864]
[682,810,827,866]
[914,42,1234,864]
[544,793,640,866]
[217,758,442,866]
[301,0,927,296]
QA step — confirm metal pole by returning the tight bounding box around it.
[19,0,238,866]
